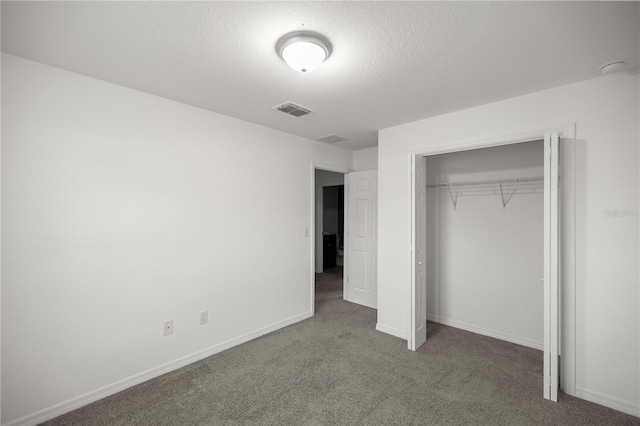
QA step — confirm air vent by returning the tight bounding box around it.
[316,134,347,144]
[274,101,313,117]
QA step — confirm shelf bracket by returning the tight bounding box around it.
[448,185,459,211]
[499,183,516,210]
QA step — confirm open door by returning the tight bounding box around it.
[543,132,560,401]
[409,154,427,350]
[346,170,378,309]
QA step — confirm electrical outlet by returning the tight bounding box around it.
[200,310,208,325]
[164,320,173,335]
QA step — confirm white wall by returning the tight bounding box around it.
[1,54,352,425]
[425,141,544,349]
[316,169,346,185]
[378,72,639,416]
[352,147,378,171]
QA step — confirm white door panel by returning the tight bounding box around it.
[544,132,560,401]
[347,170,378,309]
[410,155,427,350]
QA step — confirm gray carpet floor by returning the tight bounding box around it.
[44,267,640,425]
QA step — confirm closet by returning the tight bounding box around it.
[424,140,544,350]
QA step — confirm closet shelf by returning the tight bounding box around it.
[425,176,543,189]
[426,176,543,210]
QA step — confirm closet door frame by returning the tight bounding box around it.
[408,124,576,400]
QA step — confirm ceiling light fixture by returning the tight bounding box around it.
[276,31,332,73]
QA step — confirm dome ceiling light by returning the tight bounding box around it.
[276,31,332,73]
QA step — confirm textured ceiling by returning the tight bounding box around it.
[2,1,639,150]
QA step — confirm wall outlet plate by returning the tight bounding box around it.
[200,310,208,325]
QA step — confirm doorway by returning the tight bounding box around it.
[314,169,346,312]
[311,166,380,315]
[409,127,575,402]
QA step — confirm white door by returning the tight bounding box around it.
[346,170,378,309]
[409,155,427,350]
[543,132,560,401]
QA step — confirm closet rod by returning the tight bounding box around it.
[425,176,543,189]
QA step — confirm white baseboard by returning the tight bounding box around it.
[376,322,407,340]
[575,386,640,418]
[4,311,314,426]
[426,314,543,351]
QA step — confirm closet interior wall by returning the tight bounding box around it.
[425,140,545,349]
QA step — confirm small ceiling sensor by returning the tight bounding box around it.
[600,60,627,75]
[276,31,332,73]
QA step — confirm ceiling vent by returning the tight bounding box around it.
[316,134,347,144]
[274,101,314,117]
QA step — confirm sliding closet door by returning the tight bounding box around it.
[543,132,560,401]
[409,154,427,351]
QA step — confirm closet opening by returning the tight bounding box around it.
[409,128,572,402]
[424,140,545,350]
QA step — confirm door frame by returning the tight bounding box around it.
[408,124,576,398]
[310,163,351,315]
